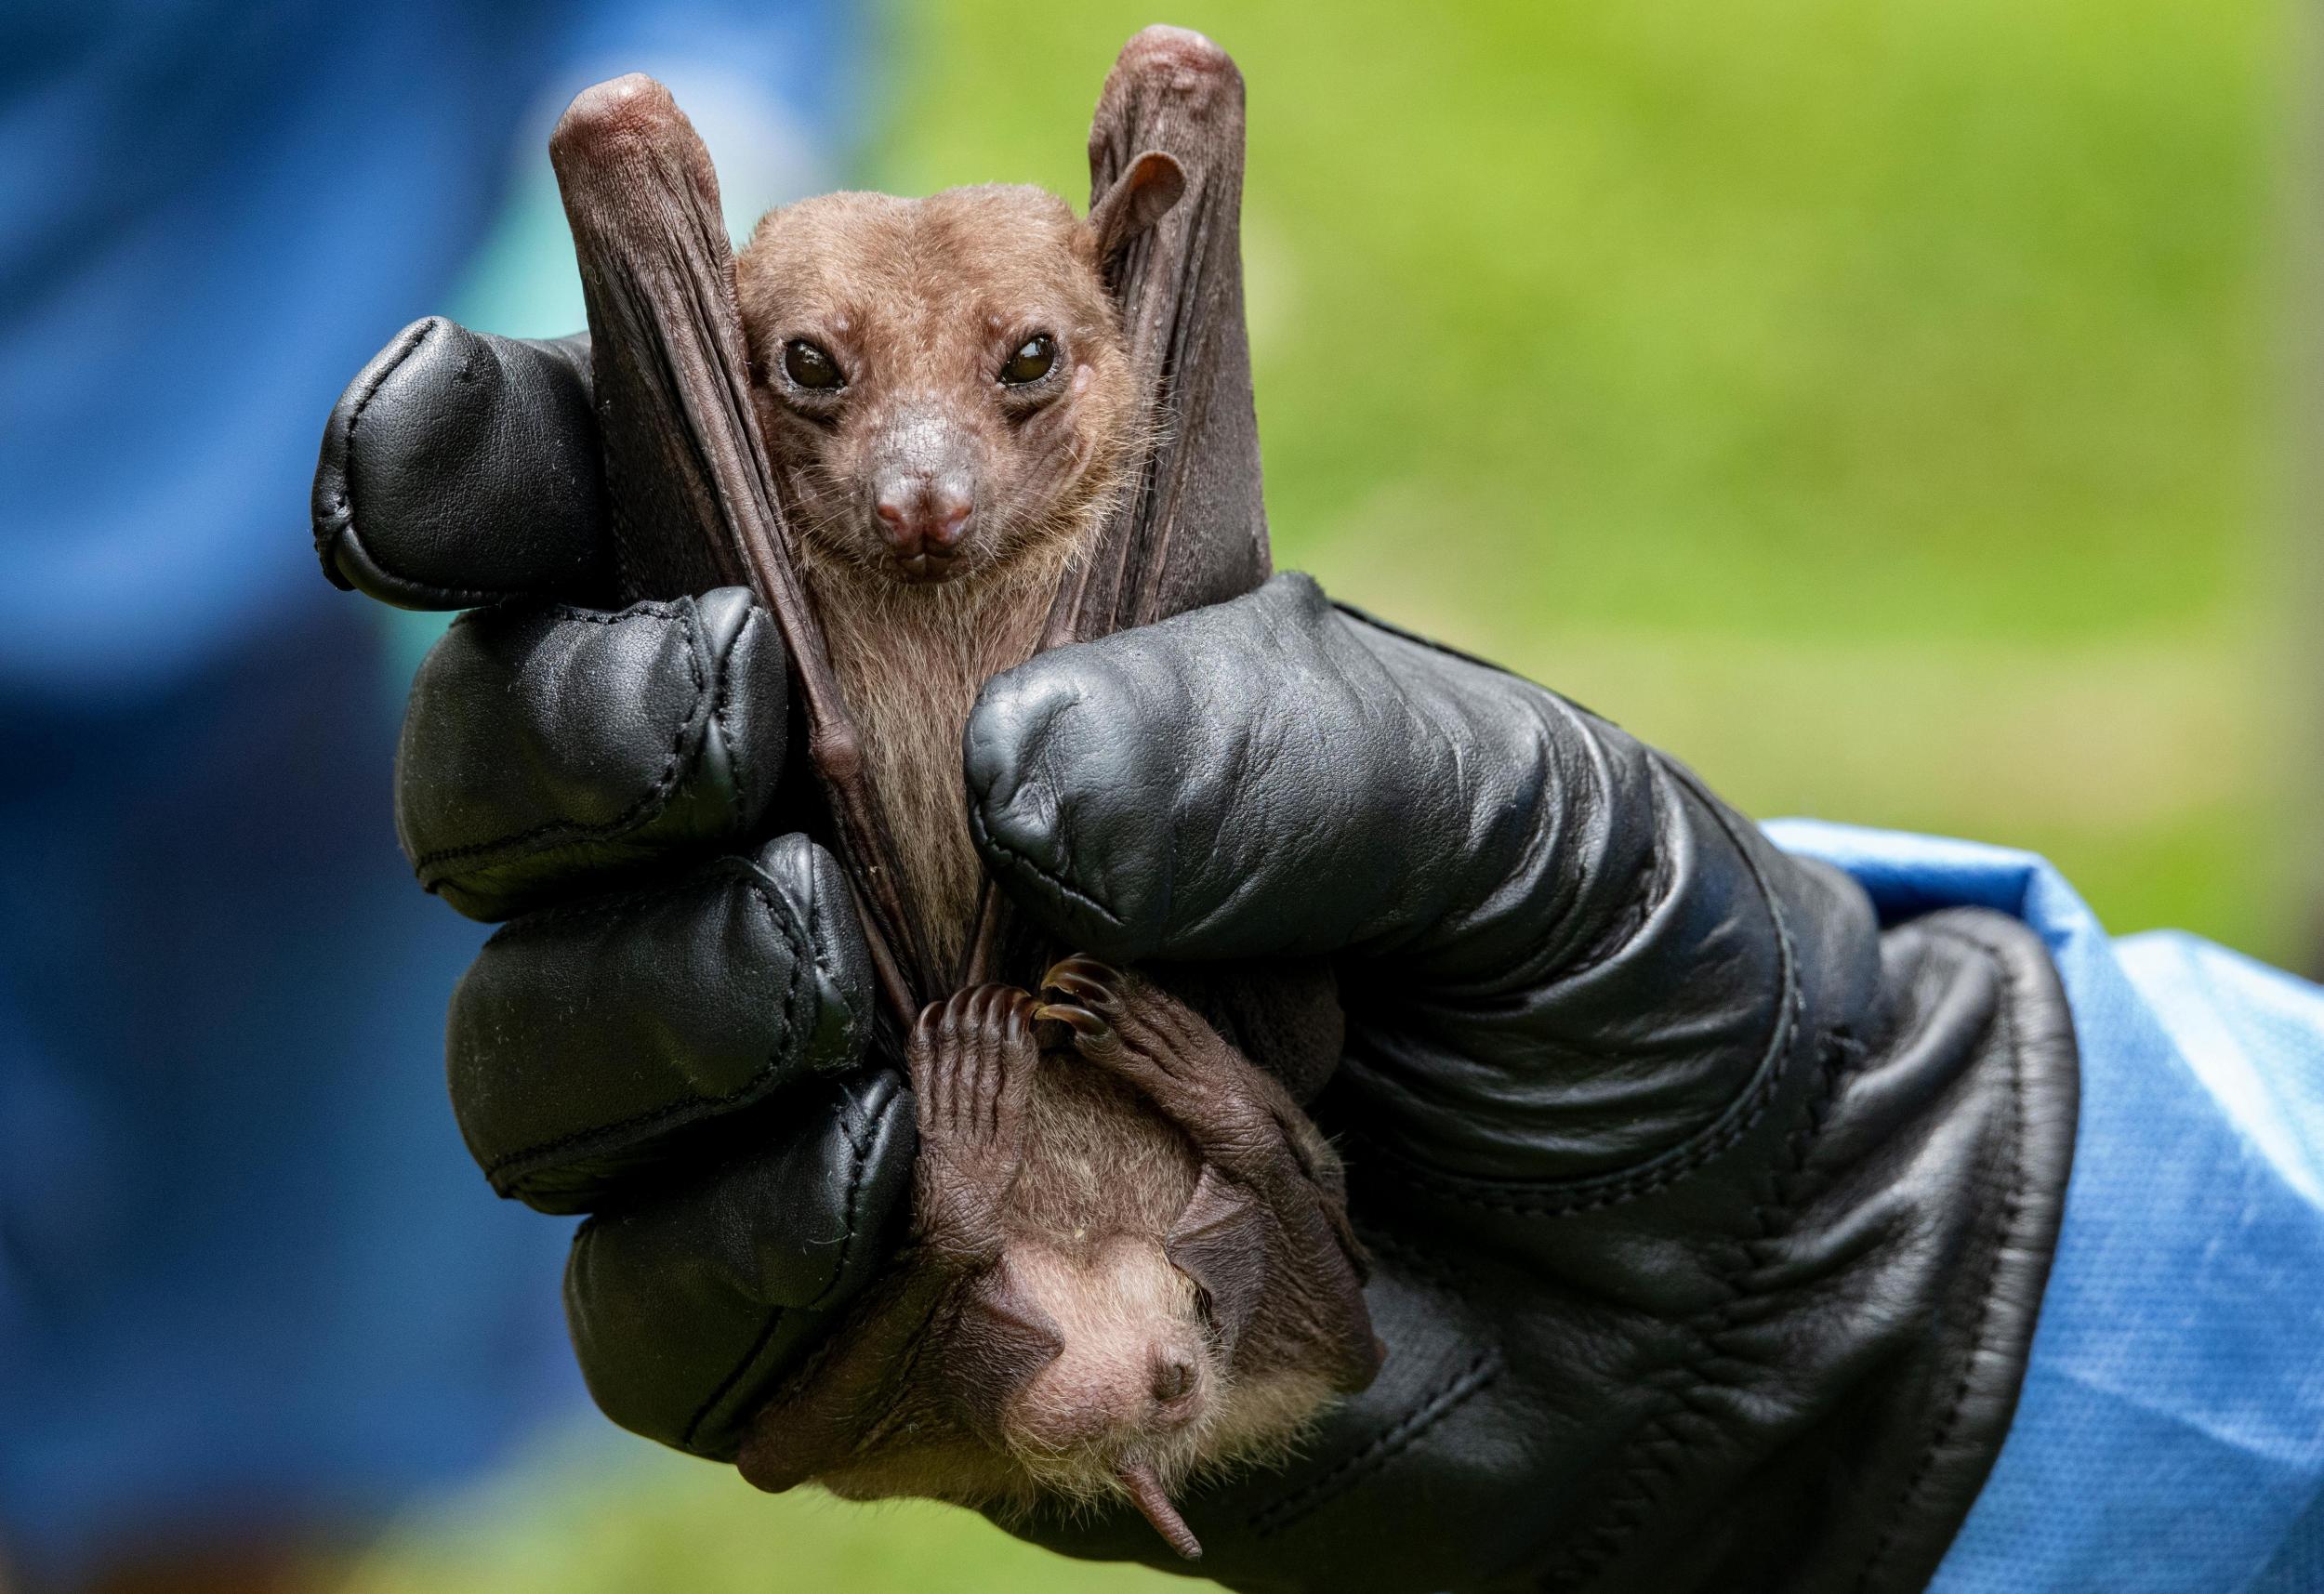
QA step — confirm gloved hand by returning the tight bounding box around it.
[317,320,2079,1594]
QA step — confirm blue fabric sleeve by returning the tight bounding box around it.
[1765,820,2324,1594]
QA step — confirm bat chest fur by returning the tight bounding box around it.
[1012,1057,1204,1244]
[805,547,1068,977]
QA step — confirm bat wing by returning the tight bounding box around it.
[738,1254,1067,1491]
[1053,26,1272,647]
[550,76,931,1021]
[737,1270,939,1494]
[1167,1163,1383,1395]
[942,1256,1069,1443]
[961,28,1274,988]
[1165,1165,1272,1356]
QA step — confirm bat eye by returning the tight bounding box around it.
[1000,334,1056,386]
[783,339,843,390]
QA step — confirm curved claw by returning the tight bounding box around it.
[1040,956,1125,1010]
[1034,1001,1114,1046]
[1041,969,1121,1018]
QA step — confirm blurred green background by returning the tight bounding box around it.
[341,0,2300,1587]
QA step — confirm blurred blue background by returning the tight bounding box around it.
[0,0,2307,1589]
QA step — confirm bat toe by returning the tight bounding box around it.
[1040,955,1126,1013]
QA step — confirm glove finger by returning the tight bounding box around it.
[566,1066,915,1461]
[966,570,1588,969]
[312,319,614,609]
[398,587,785,921]
[449,834,872,1213]
[968,570,1867,1190]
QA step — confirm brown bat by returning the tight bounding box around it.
[547,27,1380,1558]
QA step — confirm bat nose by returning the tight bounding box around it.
[872,476,974,562]
[1147,1352,1203,1429]
[1151,1358,1193,1403]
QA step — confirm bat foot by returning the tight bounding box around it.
[1037,958,1286,1168]
[909,982,1042,1261]
[1033,955,1131,1058]
[1044,955,1191,1066]
[1037,955,1125,1017]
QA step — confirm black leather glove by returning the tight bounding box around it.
[316,320,917,1455]
[317,319,2079,1594]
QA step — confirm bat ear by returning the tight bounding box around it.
[945,1256,1067,1443]
[1089,150,1187,262]
[1165,1166,1270,1355]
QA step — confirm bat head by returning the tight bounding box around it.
[914,1236,1230,1555]
[976,1238,1218,1469]
[736,154,1183,589]
[741,1232,1236,1560]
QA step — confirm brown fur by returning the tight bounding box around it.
[789,984,1361,1532]
[737,186,1141,972]
[733,185,1373,1545]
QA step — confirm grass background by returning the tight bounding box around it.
[346,0,2303,1586]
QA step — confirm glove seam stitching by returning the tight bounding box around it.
[1842,923,2029,1594]
[485,870,812,1189]
[677,1091,885,1452]
[321,318,512,607]
[803,1085,885,1311]
[1538,1018,1854,1590]
[799,849,868,1070]
[963,776,1129,935]
[719,609,759,837]
[1245,1347,1503,1537]
[317,318,430,556]
[1521,788,1825,1589]
[412,602,714,881]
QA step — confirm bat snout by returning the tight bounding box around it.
[871,478,974,573]
[864,410,984,583]
[1143,1342,1211,1435]
[1005,1331,1213,1454]
[996,1241,1217,1458]
[1151,1353,1195,1404]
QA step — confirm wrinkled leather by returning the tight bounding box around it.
[326,323,913,1456]
[966,579,2078,1592]
[566,1066,915,1457]
[313,319,612,609]
[398,588,788,921]
[448,835,873,1213]
[321,324,2079,1594]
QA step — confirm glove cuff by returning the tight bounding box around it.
[1533,893,2080,1594]
[1317,797,2077,1594]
